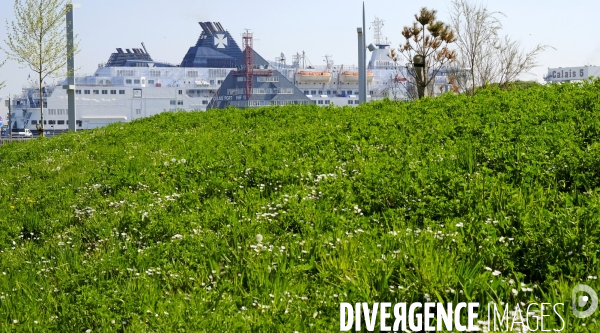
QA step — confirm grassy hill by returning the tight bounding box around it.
[1,81,600,331]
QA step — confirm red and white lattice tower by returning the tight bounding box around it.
[243,30,253,100]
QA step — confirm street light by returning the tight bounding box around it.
[64,4,80,132]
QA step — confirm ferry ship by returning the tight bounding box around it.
[4,18,448,132]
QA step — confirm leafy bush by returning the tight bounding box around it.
[1,80,599,331]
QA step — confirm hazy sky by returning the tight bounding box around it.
[0,0,598,97]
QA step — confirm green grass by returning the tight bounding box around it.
[1,81,600,331]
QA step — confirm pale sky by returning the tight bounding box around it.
[0,0,598,98]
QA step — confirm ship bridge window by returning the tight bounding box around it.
[119,90,125,94]
[116,70,136,77]
[126,79,132,84]
[318,90,323,94]
[75,90,81,94]
[209,69,228,78]
[134,79,140,84]
[311,90,317,95]
[93,90,99,94]
[84,90,90,94]
[257,77,279,82]
[102,90,108,94]
[110,90,116,94]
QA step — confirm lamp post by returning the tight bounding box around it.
[8,95,12,139]
[357,27,365,104]
[357,2,368,104]
[413,55,426,99]
[64,4,80,132]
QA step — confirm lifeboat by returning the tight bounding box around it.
[295,71,332,84]
[339,71,374,83]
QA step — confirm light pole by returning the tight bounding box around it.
[413,55,426,99]
[64,4,80,132]
[357,2,367,104]
[8,95,12,140]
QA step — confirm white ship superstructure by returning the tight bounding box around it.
[5,18,452,133]
[9,66,229,130]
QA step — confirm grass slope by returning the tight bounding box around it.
[1,82,600,331]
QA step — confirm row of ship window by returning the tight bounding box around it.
[235,77,280,82]
[304,90,375,95]
[116,69,229,78]
[30,120,83,126]
[169,100,209,105]
[76,90,125,95]
[227,88,294,95]
[227,100,312,107]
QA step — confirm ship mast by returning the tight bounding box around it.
[371,16,390,46]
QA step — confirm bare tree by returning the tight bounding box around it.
[449,0,503,93]
[396,7,457,99]
[495,36,550,86]
[450,0,551,90]
[2,0,78,136]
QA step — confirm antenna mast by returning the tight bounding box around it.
[371,16,389,45]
